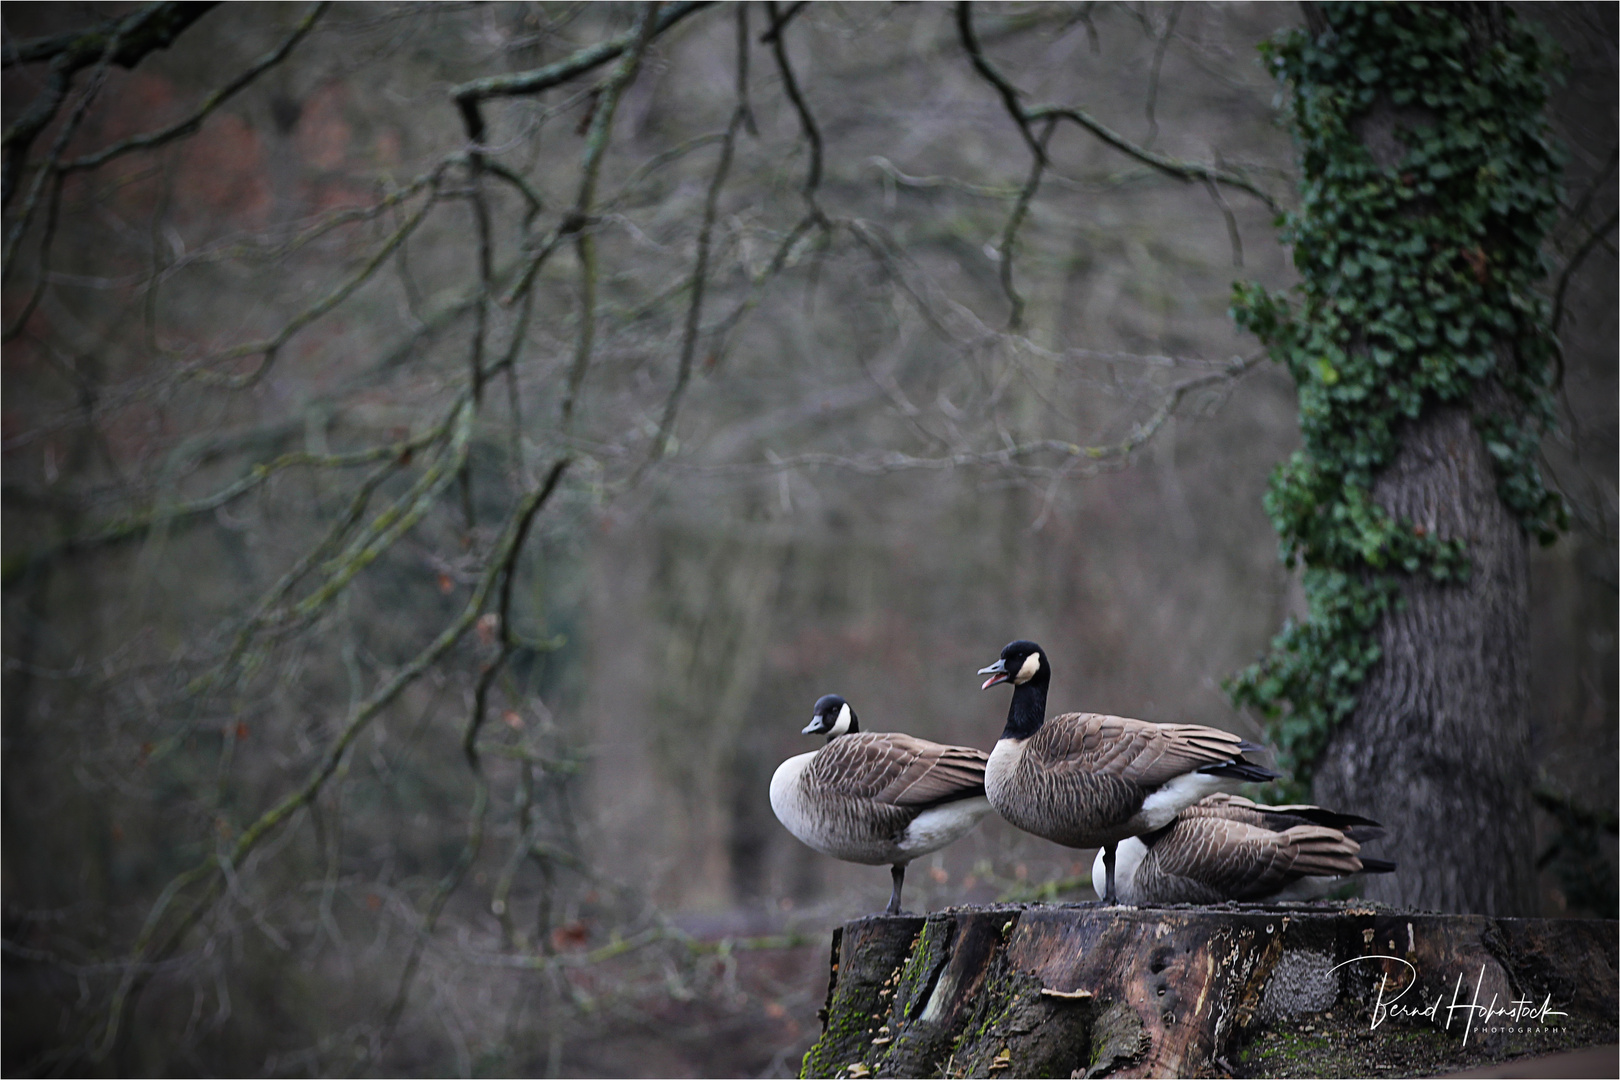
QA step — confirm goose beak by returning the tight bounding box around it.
[803,716,829,735]
[978,659,1010,689]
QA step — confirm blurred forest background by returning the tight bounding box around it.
[2,2,1614,1076]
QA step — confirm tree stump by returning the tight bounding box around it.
[799,902,1617,1078]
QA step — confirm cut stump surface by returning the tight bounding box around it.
[799,902,1617,1078]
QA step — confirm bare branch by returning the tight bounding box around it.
[1143,3,1183,148]
[2,2,220,205]
[1553,210,1617,335]
[1203,174,1244,267]
[1,430,444,589]
[759,0,810,44]
[449,1,711,105]
[955,2,1045,161]
[60,4,329,174]
[3,32,118,278]
[645,75,750,468]
[1556,146,1617,246]
[696,354,1264,477]
[2,2,217,70]
[194,169,449,389]
[1030,102,1280,212]
[98,440,571,1060]
[993,116,1057,329]
[954,3,1276,213]
[560,3,662,429]
[765,1,827,216]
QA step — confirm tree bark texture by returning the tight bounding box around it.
[1315,401,1534,914]
[1302,2,1538,916]
[800,905,1617,1079]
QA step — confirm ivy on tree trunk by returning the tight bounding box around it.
[1227,2,1565,914]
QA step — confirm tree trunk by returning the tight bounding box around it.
[800,906,1618,1079]
[1300,3,1538,916]
[1315,400,1534,913]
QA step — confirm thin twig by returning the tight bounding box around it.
[1143,3,1182,148]
[60,3,329,174]
[735,2,757,135]
[765,0,826,216]
[698,354,1264,476]
[994,117,1056,329]
[1031,102,1279,211]
[193,169,449,388]
[1204,174,1244,267]
[2,2,220,206]
[954,4,1276,213]
[759,0,809,44]
[644,108,747,468]
[2,431,444,588]
[956,3,1044,160]
[1552,210,1617,335]
[449,1,711,105]
[560,3,662,429]
[359,454,566,1072]
[97,434,570,1060]
[3,28,120,278]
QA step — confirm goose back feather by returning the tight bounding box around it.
[1098,794,1396,904]
[772,731,991,865]
[986,712,1271,848]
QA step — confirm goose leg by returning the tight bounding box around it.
[1102,843,1118,905]
[885,864,906,915]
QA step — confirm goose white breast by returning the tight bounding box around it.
[769,694,993,915]
[978,639,1280,904]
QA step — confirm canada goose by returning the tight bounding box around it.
[1094,794,1397,904]
[977,639,1278,904]
[769,694,993,915]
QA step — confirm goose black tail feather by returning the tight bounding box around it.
[1197,757,1280,783]
[1282,806,1386,836]
[1358,857,1398,874]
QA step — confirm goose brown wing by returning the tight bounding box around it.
[1143,818,1364,902]
[1184,794,1386,840]
[809,732,988,808]
[1035,714,1250,790]
[1255,801,1386,839]
[1179,794,1316,832]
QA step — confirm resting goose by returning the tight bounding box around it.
[977,639,1279,904]
[769,694,993,915]
[1094,793,1397,904]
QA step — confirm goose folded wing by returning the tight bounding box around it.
[1257,802,1386,839]
[1179,794,1386,843]
[1150,820,1361,900]
[1172,795,1291,837]
[814,733,988,807]
[1057,716,1252,790]
[1275,824,1366,878]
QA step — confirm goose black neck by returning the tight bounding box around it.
[1001,676,1048,741]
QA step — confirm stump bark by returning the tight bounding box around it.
[799,903,1617,1078]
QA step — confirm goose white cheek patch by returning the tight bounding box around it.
[828,702,853,736]
[1014,652,1042,684]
